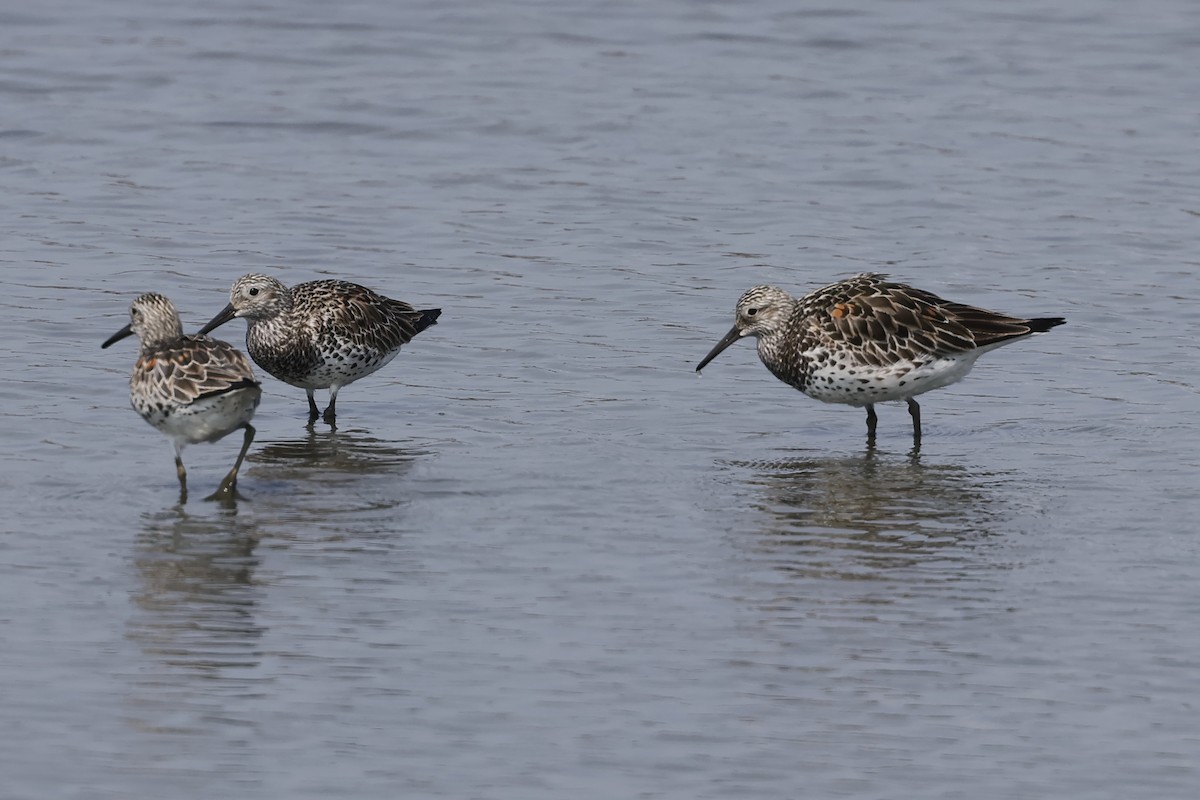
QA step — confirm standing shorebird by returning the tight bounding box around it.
[696,273,1065,445]
[102,293,262,502]
[197,274,441,425]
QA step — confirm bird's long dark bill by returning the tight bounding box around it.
[101,324,133,349]
[695,326,745,372]
[197,303,237,336]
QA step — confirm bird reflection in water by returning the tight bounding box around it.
[129,507,263,685]
[240,427,431,531]
[125,507,264,735]
[249,426,429,476]
[731,448,1007,584]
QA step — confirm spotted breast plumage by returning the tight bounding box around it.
[197,274,441,425]
[102,292,261,502]
[696,273,1065,444]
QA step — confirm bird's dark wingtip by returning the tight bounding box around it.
[194,377,262,402]
[1028,317,1066,333]
[416,308,442,332]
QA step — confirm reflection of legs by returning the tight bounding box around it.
[174,446,188,504]
[214,424,256,498]
[322,385,340,425]
[306,390,320,423]
[907,398,922,445]
[865,404,877,445]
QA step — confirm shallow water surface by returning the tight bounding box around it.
[3,0,1200,797]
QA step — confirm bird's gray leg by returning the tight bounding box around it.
[865,404,878,446]
[306,389,320,424]
[174,444,188,504]
[322,386,339,426]
[211,424,256,501]
[907,398,922,445]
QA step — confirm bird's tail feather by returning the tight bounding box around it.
[415,308,442,333]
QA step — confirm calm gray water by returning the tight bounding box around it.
[3,0,1199,797]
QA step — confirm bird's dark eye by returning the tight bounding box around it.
[248,287,260,297]
[747,308,758,317]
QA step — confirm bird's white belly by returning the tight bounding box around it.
[141,387,261,445]
[291,347,400,390]
[800,354,982,407]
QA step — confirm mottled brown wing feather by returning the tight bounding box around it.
[133,336,259,408]
[936,301,1048,347]
[304,281,427,352]
[347,293,422,350]
[816,279,1026,366]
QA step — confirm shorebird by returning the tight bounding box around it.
[197,274,441,425]
[696,273,1065,445]
[102,293,261,502]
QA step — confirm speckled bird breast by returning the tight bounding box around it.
[245,314,402,390]
[760,337,981,408]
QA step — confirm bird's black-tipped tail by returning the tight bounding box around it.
[1027,317,1066,334]
[416,308,442,334]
